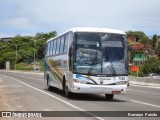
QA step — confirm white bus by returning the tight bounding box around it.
[44,27,128,100]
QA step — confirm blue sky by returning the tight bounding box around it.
[0,0,160,37]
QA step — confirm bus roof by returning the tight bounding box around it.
[69,27,125,35]
[47,27,125,42]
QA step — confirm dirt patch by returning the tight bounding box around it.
[0,78,5,111]
[0,77,8,120]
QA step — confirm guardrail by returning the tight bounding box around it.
[129,76,160,85]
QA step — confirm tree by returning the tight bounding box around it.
[2,52,22,69]
[35,31,57,40]
[139,35,149,43]
[48,31,57,38]
[152,34,157,50]
[155,41,160,57]
[126,30,149,43]
[157,41,160,51]
[0,30,56,70]
[35,32,46,39]
[36,40,45,59]
[0,57,4,68]
[141,57,160,75]
[18,49,34,61]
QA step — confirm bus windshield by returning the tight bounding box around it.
[73,32,128,76]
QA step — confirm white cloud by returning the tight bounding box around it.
[0,0,160,36]
[1,18,34,29]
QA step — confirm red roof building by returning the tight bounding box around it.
[130,43,148,51]
[127,36,137,42]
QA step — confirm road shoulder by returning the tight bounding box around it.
[0,77,7,111]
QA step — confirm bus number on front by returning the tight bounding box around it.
[119,77,125,80]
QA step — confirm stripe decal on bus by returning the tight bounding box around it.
[49,59,63,77]
[45,60,63,83]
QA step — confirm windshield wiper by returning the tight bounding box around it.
[88,61,95,75]
[88,51,98,75]
[88,67,92,75]
[110,62,116,76]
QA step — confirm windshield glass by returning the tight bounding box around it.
[73,32,128,76]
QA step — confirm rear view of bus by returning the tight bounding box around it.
[45,27,128,100]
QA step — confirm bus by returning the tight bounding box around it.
[44,27,128,100]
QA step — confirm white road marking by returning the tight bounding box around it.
[2,75,104,120]
[130,100,160,108]
[10,74,43,81]
[131,84,160,89]
[0,70,43,76]
[127,89,160,95]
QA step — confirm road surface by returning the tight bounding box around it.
[0,70,160,120]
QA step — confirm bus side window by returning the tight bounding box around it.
[64,33,69,53]
[60,36,65,53]
[45,44,48,56]
[59,38,61,54]
[50,41,53,56]
[56,38,60,54]
[69,43,73,71]
[52,40,54,55]
[53,40,57,55]
[48,42,50,56]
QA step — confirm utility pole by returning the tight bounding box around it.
[8,43,24,70]
[15,45,18,70]
[34,39,36,71]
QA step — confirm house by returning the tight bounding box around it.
[129,43,149,66]
[127,36,137,42]
[0,37,13,42]
[130,43,148,50]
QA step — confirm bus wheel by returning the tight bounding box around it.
[47,75,52,91]
[105,94,114,100]
[63,79,72,98]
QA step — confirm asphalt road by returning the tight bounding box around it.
[0,70,160,120]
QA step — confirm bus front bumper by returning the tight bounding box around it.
[70,83,127,94]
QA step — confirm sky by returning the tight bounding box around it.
[0,0,160,37]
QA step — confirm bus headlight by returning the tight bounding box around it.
[116,81,128,85]
[73,79,86,84]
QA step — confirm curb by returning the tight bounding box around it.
[0,70,44,75]
[130,81,160,87]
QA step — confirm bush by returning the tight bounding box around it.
[16,62,33,71]
[138,71,144,77]
[39,59,44,71]
[140,57,160,75]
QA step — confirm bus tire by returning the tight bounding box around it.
[63,77,72,98]
[47,75,52,91]
[105,94,114,100]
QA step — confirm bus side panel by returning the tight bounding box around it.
[44,57,48,81]
[46,53,71,90]
[45,56,61,89]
